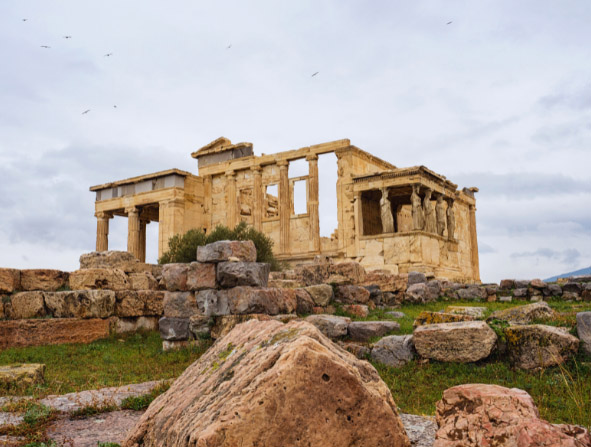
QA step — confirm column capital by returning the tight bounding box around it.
[95,211,113,219]
[306,153,318,162]
[277,160,289,168]
[160,198,185,208]
[250,165,262,174]
[125,206,138,215]
[225,170,236,178]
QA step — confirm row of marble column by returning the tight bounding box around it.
[379,185,456,240]
[218,154,321,255]
[95,206,149,262]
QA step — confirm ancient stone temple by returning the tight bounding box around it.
[90,137,480,281]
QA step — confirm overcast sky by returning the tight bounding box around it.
[1,0,590,282]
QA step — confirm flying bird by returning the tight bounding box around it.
[22,18,27,22]
[447,21,453,25]
[63,35,72,39]
[311,72,319,77]
[113,105,117,108]
[40,45,51,49]
[227,44,232,49]
[104,53,113,57]
[82,109,91,114]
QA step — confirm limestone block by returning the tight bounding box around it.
[425,280,441,302]
[576,312,591,355]
[189,315,212,339]
[8,291,45,319]
[405,283,428,304]
[217,262,270,288]
[294,289,314,314]
[326,274,351,285]
[363,270,407,293]
[530,278,547,289]
[562,282,582,294]
[196,289,230,317]
[505,324,579,370]
[334,285,370,304]
[196,240,256,263]
[110,316,159,334]
[413,311,475,328]
[20,269,68,292]
[0,268,20,293]
[0,318,110,349]
[0,364,45,389]
[267,279,302,289]
[364,285,383,305]
[514,280,529,289]
[457,286,487,301]
[187,262,217,291]
[546,283,562,296]
[127,272,158,291]
[348,321,400,342]
[294,263,331,286]
[161,264,189,291]
[434,384,591,447]
[445,306,487,318]
[210,314,271,339]
[68,268,129,291]
[413,321,497,363]
[513,287,528,298]
[386,311,406,319]
[407,272,427,286]
[158,317,190,341]
[123,320,410,447]
[304,314,351,338]
[487,301,555,324]
[222,287,297,315]
[44,290,116,318]
[343,304,369,317]
[371,335,415,367]
[562,291,580,301]
[499,279,515,290]
[163,291,199,318]
[115,291,164,317]
[385,236,411,265]
[79,251,138,269]
[328,262,366,284]
[339,341,371,359]
[304,284,334,306]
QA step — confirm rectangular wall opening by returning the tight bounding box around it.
[264,184,279,219]
[361,190,382,235]
[292,179,307,215]
[318,153,338,237]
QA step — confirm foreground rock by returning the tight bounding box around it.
[348,321,400,342]
[488,301,555,324]
[413,321,497,363]
[196,240,257,263]
[505,324,579,370]
[413,311,474,328]
[577,312,591,355]
[434,384,591,447]
[305,314,351,338]
[371,335,416,368]
[123,320,410,447]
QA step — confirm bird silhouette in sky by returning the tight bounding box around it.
[40,45,51,49]
[311,72,319,77]
[82,109,91,114]
[104,53,113,57]
[113,105,117,108]
[447,21,453,25]
[227,44,232,49]
[63,35,72,39]
[22,18,27,22]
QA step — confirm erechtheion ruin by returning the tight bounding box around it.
[90,138,480,281]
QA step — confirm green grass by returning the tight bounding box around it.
[0,331,211,397]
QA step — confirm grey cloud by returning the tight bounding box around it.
[539,84,591,111]
[511,248,581,266]
[478,242,497,254]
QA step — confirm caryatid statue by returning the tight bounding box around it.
[446,198,456,240]
[423,188,436,233]
[411,184,424,230]
[435,194,446,236]
[380,188,395,233]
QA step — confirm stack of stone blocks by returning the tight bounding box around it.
[159,240,298,350]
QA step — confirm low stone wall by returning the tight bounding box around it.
[0,252,165,349]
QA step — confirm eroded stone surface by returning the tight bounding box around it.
[444,306,486,318]
[295,289,314,314]
[414,321,497,363]
[0,269,20,294]
[434,384,591,447]
[187,262,217,290]
[335,285,370,304]
[0,364,45,389]
[371,335,416,368]
[115,291,164,317]
[216,262,269,288]
[122,320,410,447]
[305,314,351,338]
[413,311,475,328]
[163,291,199,318]
[7,291,45,319]
[20,269,68,292]
[69,268,129,291]
[45,290,115,318]
[159,317,190,341]
[488,301,555,324]
[505,324,579,370]
[577,312,591,355]
[210,314,271,339]
[304,284,334,306]
[221,287,297,315]
[348,321,400,342]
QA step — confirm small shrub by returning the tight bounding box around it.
[70,403,118,419]
[97,443,120,447]
[23,403,52,425]
[120,381,171,411]
[159,222,284,271]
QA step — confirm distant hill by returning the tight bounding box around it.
[545,266,591,282]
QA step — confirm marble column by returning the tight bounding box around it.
[203,175,213,231]
[158,198,185,258]
[139,218,148,263]
[226,170,237,229]
[95,212,112,252]
[126,206,141,260]
[278,160,290,253]
[251,166,263,231]
[306,154,320,252]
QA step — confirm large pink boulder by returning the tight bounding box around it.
[123,320,410,447]
[434,384,591,447]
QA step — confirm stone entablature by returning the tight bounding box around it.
[90,137,480,281]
